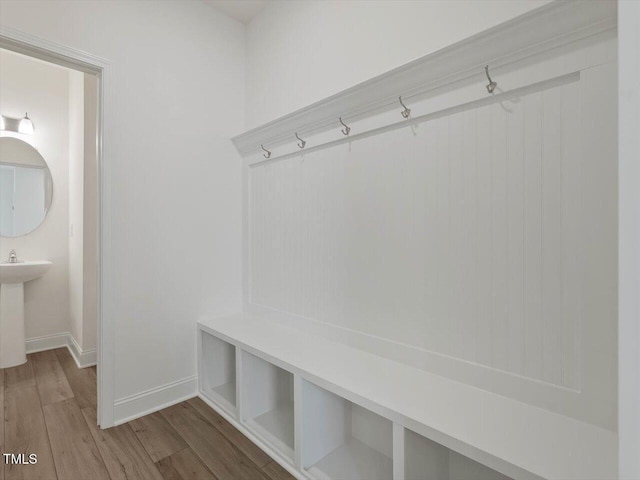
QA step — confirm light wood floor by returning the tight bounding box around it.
[1,348,294,480]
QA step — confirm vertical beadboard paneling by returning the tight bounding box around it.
[249,76,585,389]
[579,64,618,429]
[423,122,439,353]
[449,112,466,361]
[491,101,509,372]
[541,86,564,386]
[475,104,494,367]
[461,109,479,363]
[436,117,451,354]
[506,96,526,376]
[523,91,544,382]
[560,82,582,390]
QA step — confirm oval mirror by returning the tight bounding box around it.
[0,137,53,237]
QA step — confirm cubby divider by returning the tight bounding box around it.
[242,351,295,460]
[200,331,237,413]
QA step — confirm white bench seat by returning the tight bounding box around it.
[198,312,616,480]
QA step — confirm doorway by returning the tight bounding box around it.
[0,27,112,427]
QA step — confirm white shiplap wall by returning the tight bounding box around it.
[250,75,583,389]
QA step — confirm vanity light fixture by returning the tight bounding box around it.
[0,113,35,135]
[18,113,35,135]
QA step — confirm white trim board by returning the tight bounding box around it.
[618,0,640,478]
[113,376,198,426]
[25,332,96,368]
[26,332,194,425]
[25,332,68,354]
[247,70,585,166]
[231,0,616,156]
[67,334,97,368]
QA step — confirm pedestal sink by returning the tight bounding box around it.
[0,261,52,368]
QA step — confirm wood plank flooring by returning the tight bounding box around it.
[1,349,295,480]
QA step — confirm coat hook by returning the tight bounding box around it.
[295,132,306,149]
[484,65,497,94]
[399,96,411,119]
[339,117,351,136]
[261,144,271,159]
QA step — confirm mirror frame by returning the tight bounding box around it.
[0,136,53,238]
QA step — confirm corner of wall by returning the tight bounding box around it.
[68,68,85,351]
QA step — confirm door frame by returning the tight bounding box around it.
[618,1,640,478]
[0,25,115,428]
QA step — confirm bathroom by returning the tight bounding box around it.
[0,1,638,480]
[0,49,99,371]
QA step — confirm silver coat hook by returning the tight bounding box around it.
[339,117,351,136]
[399,96,411,119]
[261,144,271,159]
[485,65,497,94]
[295,132,306,149]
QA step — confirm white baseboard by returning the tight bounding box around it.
[67,334,97,368]
[26,332,194,427]
[25,332,96,368]
[26,332,69,353]
[113,375,198,425]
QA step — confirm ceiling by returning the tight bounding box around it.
[204,0,269,24]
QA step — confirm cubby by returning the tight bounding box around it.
[242,351,295,459]
[404,428,511,480]
[301,380,393,480]
[200,332,236,412]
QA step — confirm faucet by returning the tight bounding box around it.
[7,250,19,263]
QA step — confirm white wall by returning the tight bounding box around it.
[618,0,640,477]
[0,0,245,415]
[83,73,98,352]
[245,0,551,128]
[68,69,84,352]
[68,70,99,356]
[0,49,71,341]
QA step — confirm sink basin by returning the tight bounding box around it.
[0,260,52,284]
[0,260,52,368]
